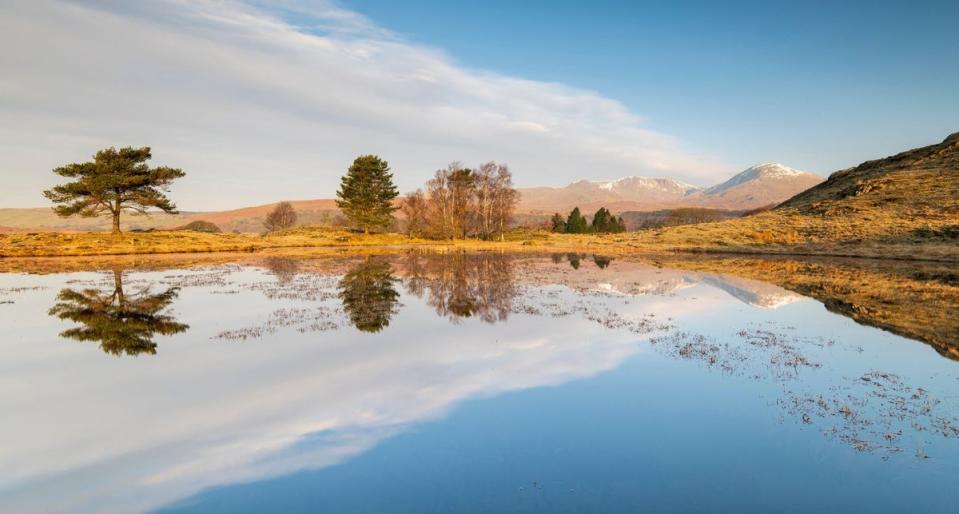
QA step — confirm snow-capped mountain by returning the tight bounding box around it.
[516,163,823,213]
[594,176,699,196]
[684,163,824,209]
[517,176,702,212]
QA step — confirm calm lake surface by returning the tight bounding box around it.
[1,252,957,514]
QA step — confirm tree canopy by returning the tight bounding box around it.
[48,269,189,356]
[565,207,589,233]
[43,147,185,233]
[336,155,399,233]
[264,201,297,233]
[591,207,626,233]
[337,257,401,333]
[550,212,567,232]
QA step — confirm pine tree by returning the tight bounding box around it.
[550,212,567,232]
[336,155,399,233]
[43,147,185,234]
[592,207,612,233]
[565,207,588,233]
[615,216,627,233]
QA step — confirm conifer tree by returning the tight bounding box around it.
[43,147,185,234]
[591,207,612,232]
[336,155,399,233]
[550,212,567,232]
[565,207,588,233]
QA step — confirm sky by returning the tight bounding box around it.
[1,0,956,210]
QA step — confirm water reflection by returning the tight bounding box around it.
[48,269,189,356]
[552,252,614,270]
[402,252,516,323]
[0,253,957,514]
[337,257,400,333]
[262,256,300,285]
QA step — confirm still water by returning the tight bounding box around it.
[1,252,957,513]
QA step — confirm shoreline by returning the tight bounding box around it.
[2,228,957,263]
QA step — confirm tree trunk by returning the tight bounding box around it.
[113,269,124,304]
[112,194,122,234]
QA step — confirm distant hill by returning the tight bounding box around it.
[515,163,822,213]
[682,163,824,209]
[0,200,342,233]
[779,133,959,214]
[0,162,821,232]
[627,132,959,261]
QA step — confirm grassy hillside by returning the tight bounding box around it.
[617,132,959,260]
[0,199,342,233]
[1,134,955,260]
[649,255,959,360]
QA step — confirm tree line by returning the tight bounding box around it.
[42,146,624,239]
[550,207,626,234]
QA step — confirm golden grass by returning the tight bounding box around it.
[1,217,957,262]
[645,254,959,360]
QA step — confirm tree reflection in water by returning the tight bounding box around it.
[337,257,401,333]
[48,269,189,356]
[402,252,516,324]
[551,253,613,270]
[263,256,300,285]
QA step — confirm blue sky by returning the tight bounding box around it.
[1,0,956,209]
[341,0,959,172]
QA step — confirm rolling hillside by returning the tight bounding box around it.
[627,132,959,260]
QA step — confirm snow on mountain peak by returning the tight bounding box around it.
[592,176,699,194]
[748,162,806,177]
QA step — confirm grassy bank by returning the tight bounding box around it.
[1,221,957,261]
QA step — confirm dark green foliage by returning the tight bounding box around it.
[565,207,589,233]
[591,207,626,233]
[593,255,613,269]
[336,155,399,233]
[550,212,567,232]
[264,201,297,233]
[592,207,612,232]
[614,216,627,233]
[48,269,188,356]
[337,257,401,333]
[43,147,185,233]
[566,252,582,269]
[175,220,221,233]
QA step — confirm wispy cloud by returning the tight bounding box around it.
[0,0,729,209]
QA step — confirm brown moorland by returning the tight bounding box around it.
[1,132,956,260]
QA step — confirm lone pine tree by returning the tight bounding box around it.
[336,155,400,233]
[43,147,185,234]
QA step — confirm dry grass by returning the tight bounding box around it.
[1,217,958,262]
[645,254,959,360]
[4,135,956,261]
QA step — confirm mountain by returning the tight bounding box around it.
[516,163,822,213]
[627,132,959,261]
[682,163,824,209]
[516,177,699,213]
[0,162,823,232]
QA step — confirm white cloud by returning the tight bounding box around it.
[0,0,730,210]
